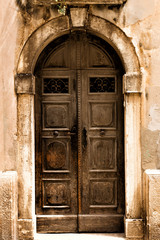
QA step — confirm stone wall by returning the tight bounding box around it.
[144,170,160,240]
[0,172,17,240]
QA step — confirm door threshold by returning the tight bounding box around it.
[34,233,125,240]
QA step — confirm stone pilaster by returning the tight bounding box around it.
[123,72,143,239]
[16,73,35,240]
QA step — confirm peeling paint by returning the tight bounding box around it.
[148,105,160,131]
[156,133,160,169]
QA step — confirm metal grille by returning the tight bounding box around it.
[90,77,115,93]
[43,78,69,93]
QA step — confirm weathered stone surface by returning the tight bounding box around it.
[144,170,160,240]
[17,16,70,74]
[17,94,34,219]
[18,219,34,240]
[0,172,17,240]
[34,0,126,4]
[15,73,35,94]
[125,219,144,239]
[70,8,88,27]
[124,94,142,219]
[123,72,142,93]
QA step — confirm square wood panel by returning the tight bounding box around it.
[89,137,117,172]
[89,102,116,129]
[42,179,70,209]
[42,102,70,129]
[89,179,117,208]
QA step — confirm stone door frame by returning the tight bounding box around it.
[15,12,143,239]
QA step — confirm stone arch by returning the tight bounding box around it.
[17,15,140,74]
[15,13,143,239]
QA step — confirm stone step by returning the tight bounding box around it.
[35,233,125,240]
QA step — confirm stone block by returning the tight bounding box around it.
[0,171,18,240]
[18,219,34,240]
[144,170,160,240]
[123,72,142,93]
[70,8,88,27]
[34,0,126,4]
[15,73,35,94]
[125,219,144,239]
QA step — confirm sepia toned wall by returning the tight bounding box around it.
[0,0,17,171]
[1,0,160,239]
[1,0,160,173]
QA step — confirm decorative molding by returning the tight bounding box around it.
[15,73,35,94]
[123,72,142,93]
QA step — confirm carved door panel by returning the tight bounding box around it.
[35,32,124,233]
[79,69,124,232]
[35,70,78,232]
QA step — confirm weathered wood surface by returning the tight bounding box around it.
[35,32,124,233]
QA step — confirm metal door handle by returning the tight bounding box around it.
[53,130,59,137]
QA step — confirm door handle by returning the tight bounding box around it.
[82,127,87,150]
[53,130,59,137]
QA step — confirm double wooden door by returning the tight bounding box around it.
[35,33,124,233]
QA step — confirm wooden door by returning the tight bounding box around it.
[35,32,124,233]
[79,69,124,232]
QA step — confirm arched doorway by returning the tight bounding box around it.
[34,32,125,233]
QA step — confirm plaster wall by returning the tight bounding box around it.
[0,0,17,171]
